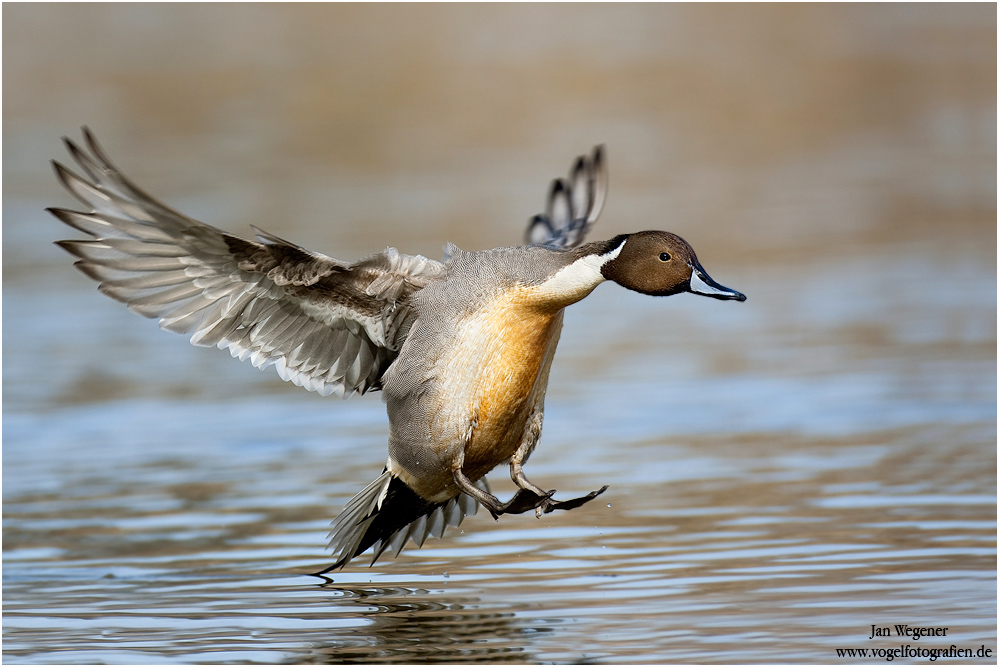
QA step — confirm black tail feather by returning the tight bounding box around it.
[314,475,446,575]
[361,477,443,565]
[317,472,489,575]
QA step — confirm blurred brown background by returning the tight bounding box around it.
[5,3,994,267]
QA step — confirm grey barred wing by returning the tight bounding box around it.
[524,145,607,249]
[50,128,445,397]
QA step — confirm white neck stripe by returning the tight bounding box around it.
[531,240,625,304]
[599,237,626,265]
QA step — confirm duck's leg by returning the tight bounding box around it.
[511,459,609,517]
[508,414,609,517]
[450,408,608,520]
[452,466,554,520]
[509,459,550,497]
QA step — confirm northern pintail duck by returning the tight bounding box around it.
[51,130,746,572]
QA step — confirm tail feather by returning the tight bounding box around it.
[319,470,488,573]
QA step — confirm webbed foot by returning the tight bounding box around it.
[535,485,609,517]
[486,485,610,519]
[486,487,556,519]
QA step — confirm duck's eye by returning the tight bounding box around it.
[659,252,671,262]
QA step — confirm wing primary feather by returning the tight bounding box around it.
[524,145,607,249]
[52,129,447,397]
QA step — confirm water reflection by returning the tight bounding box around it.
[307,584,532,663]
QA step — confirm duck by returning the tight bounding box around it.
[50,129,746,573]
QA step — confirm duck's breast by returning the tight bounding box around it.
[384,269,571,501]
[451,288,564,479]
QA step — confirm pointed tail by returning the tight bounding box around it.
[317,470,489,574]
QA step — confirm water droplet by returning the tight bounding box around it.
[606,503,612,508]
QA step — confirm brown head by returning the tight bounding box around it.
[598,231,746,301]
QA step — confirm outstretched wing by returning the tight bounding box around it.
[524,145,607,249]
[50,128,446,397]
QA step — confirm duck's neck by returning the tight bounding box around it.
[525,238,627,309]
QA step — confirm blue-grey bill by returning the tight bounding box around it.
[688,264,747,301]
